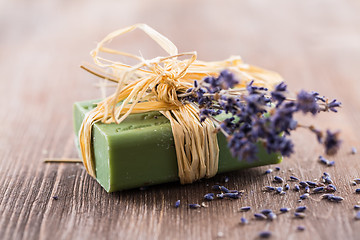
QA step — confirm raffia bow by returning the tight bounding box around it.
[79,24,282,184]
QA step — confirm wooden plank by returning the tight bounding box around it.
[1,0,360,239]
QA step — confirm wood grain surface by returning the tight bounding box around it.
[1,0,360,239]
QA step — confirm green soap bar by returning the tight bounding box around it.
[73,100,282,192]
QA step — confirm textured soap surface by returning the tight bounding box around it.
[73,100,282,192]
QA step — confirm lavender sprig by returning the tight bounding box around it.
[180,70,341,162]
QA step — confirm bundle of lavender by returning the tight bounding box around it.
[180,70,341,162]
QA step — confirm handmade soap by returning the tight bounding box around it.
[73,99,282,192]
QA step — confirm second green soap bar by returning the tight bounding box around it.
[73,100,282,192]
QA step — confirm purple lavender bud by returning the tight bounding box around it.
[274,176,284,183]
[329,195,344,202]
[354,179,360,184]
[300,193,309,200]
[327,184,337,192]
[260,209,273,215]
[290,176,300,181]
[351,147,357,154]
[220,186,230,193]
[306,181,318,188]
[254,213,267,220]
[240,217,248,224]
[297,225,306,231]
[276,187,283,193]
[280,207,291,213]
[258,231,272,238]
[189,204,201,209]
[321,194,334,199]
[313,187,325,193]
[240,206,251,212]
[268,212,277,221]
[324,130,341,155]
[174,200,181,208]
[296,206,307,212]
[204,193,215,201]
[294,212,306,219]
[296,90,319,115]
[356,211,360,220]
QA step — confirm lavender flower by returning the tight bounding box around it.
[324,130,341,155]
[181,70,342,162]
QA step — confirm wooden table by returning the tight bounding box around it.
[1,0,360,239]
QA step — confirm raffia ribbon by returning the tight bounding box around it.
[79,24,282,184]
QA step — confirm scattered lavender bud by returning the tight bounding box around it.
[284,184,290,191]
[321,193,334,199]
[240,206,251,212]
[327,184,337,192]
[351,147,357,154]
[323,172,330,177]
[204,193,215,201]
[296,206,307,212]
[264,186,276,192]
[313,187,325,193]
[52,196,59,200]
[355,189,360,194]
[276,187,283,193]
[329,195,344,202]
[279,191,286,195]
[299,181,309,188]
[260,209,273,215]
[224,176,229,183]
[294,212,306,219]
[319,155,329,165]
[355,211,360,220]
[265,169,273,174]
[350,181,357,186]
[327,161,335,166]
[280,207,291,213]
[324,130,341,155]
[294,185,300,192]
[354,179,360,184]
[300,193,309,200]
[224,192,241,199]
[275,167,281,171]
[220,186,230,193]
[306,181,318,188]
[354,205,360,210]
[274,176,284,183]
[323,176,333,184]
[240,217,248,224]
[258,231,272,239]
[304,186,310,193]
[297,225,306,231]
[268,212,277,221]
[290,176,300,181]
[254,213,267,220]
[174,200,180,208]
[189,204,201,209]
